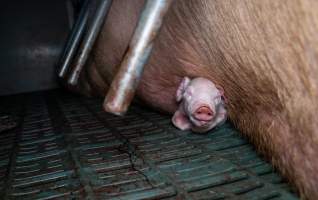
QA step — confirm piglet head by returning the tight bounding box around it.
[176,77,225,129]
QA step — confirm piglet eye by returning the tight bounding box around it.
[184,90,192,101]
[186,87,193,97]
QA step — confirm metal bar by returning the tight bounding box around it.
[103,0,174,116]
[58,0,90,78]
[68,0,113,85]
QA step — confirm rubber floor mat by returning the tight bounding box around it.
[0,90,298,200]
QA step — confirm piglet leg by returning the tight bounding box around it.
[172,109,192,130]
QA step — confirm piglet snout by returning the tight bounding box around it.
[193,106,213,121]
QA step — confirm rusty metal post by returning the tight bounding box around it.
[58,0,90,78]
[103,0,174,115]
[68,0,113,85]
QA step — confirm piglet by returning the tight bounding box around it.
[172,77,227,133]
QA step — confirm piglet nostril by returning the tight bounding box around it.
[194,106,213,121]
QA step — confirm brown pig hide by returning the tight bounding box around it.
[76,0,318,199]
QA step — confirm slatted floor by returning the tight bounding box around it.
[0,90,298,199]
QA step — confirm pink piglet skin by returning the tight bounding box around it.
[172,77,227,133]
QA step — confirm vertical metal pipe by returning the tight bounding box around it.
[68,0,113,85]
[58,0,90,78]
[103,0,174,115]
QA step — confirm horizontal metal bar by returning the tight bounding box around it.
[58,0,90,78]
[103,0,174,115]
[68,0,113,86]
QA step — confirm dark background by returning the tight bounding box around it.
[0,0,70,95]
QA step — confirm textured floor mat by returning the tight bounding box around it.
[0,114,18,133]
[0,90,298,199]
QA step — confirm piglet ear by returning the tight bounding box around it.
[176,77,191,102]
[215,85,227,103]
